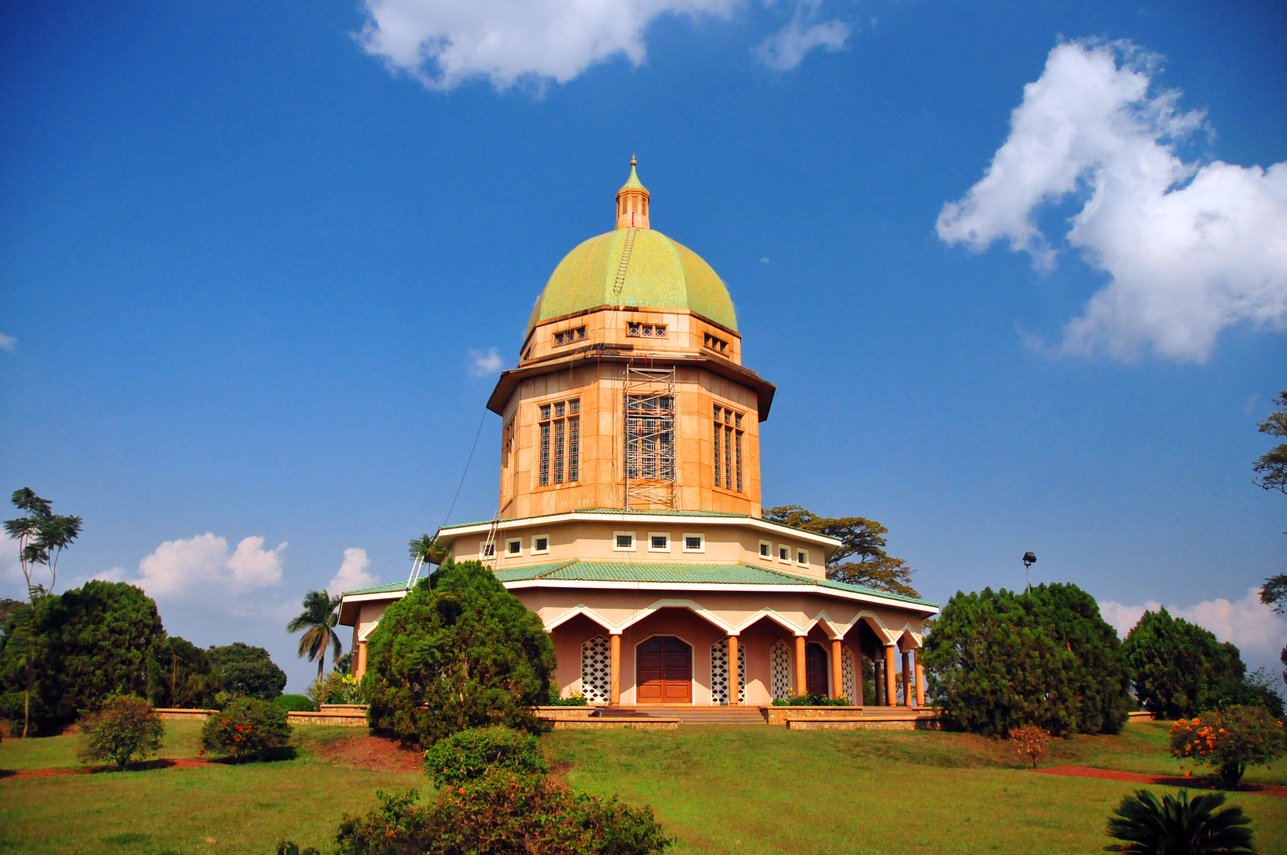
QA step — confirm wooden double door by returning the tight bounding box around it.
[636,636,692,704]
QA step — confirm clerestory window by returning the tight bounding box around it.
[712,405,744,492]
[625,394,675,480]
[538,398,580,487]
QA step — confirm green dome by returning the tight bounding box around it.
[527,228,738,336]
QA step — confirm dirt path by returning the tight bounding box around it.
[1036,765,1287,798]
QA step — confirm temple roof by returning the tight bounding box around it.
[525,159,738,337]
[341,560,937,610]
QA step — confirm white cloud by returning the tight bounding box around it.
[358,0,737,92]
[132,533,286,599]
[327,547,377,595]
[937,39,1287,362]
[755,1,849,71]
[0,333,15,351]
[467,346,504,376]
[1099,587,1287,663]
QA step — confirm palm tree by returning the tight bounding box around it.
[1106,788,1255,854]
[287,590,343,682]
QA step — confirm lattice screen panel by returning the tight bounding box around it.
[770,639,791,700]
[709,641,747,704]
[842,648,856,703]
[581,635,611,704]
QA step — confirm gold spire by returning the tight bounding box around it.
[615,155,650,230]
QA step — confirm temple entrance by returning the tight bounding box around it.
[805,643,829,697]
[636,636,692,704]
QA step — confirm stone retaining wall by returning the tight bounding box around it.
[761,706,941,726]
[533,705,600,721]
[548,718,679,730]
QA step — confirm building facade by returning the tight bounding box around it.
[339,160,937,707]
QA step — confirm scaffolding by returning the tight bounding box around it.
[622,364,678,511]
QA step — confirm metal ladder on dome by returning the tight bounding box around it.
[610,227,637,306]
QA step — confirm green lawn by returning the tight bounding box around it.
[0,721,1283,854]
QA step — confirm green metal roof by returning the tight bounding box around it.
[494,559,937,607]
[343,563,936,609]
[526,228,738,336]
[342,580,415,596]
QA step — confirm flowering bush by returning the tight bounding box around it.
[200,696,291,761]
[1008,725,1051,769]
[423,726,547,787]
[308,671,366,706]
[78,695,164,769]
[1170,705,1287,785]
[771,692,850,707]
[547,690,589,706]
[335,773,671,854]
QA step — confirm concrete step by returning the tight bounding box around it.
[610,706,767,725]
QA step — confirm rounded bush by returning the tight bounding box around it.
[78,695,164,769]
[423,726,547,787]
[337,773,671,854]
[273,694,315,713]
[200,696,291,761]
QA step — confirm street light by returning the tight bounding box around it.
[1022,552,1037,594]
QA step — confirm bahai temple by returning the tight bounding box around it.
[338,159,938,710]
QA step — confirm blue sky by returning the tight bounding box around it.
[2,1,1284,693]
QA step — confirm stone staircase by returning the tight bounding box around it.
[609,706,766,725]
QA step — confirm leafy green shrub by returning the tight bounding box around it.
[365,561,555,747]
[308,671,366,706]
[1106,789,1254,853]
[78,695,164,769]
[922,584,1131,736]
[274,693,315,713]
[1170,705,1287,785]
[771,692,849,706]
[547,689,589,706]
[200,696,291,761]
[423,726,547,787]
[336,773,671,855]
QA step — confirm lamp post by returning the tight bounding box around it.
[1022,552,1037,594]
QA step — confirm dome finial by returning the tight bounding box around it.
[616,155,650,230]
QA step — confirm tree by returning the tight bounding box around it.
[365,560,556,747]
[762,505,919,598]
[148,636,217,708]
[287,590,342,682]
[207,642,287,701]
[408,533,448,566]
[4,487,83,736]
[1122,609,1265,719]
[0,581,164,734]
[1253,392,1287,685]
[1105,789,1255,854]
[920,583,1131,736]
[4,487,83,598]
[1252,390,1287,493]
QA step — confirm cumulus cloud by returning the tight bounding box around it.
[467,346,504,376]
[327,547,377,595]
[1099,587,1287,663]
[755,1,849,71]
[358,0,736,91]
[937,39,1287,362]
[0,333,15,351]
[131,533,286,599]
